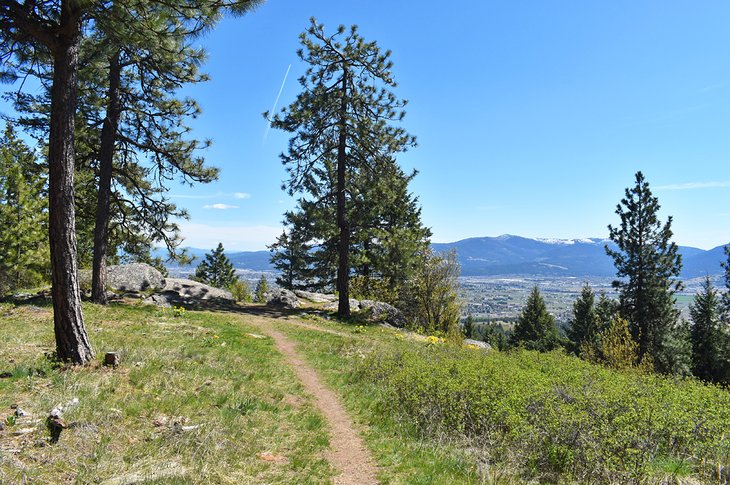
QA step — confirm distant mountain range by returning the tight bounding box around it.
[433,235,727,278]
[160,235,728,278]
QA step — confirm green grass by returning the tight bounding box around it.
[0,302,333,484]
[272,316,493,484]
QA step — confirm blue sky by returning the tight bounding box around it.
[7,1,730,251]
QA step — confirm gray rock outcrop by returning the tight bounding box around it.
[293,290,337,303]
[107,264,165,292]
[142,278,233,307]
[323,298,360,312]
[359,300,406,327]
[464,339,493,350]
[164,278,234,301]
[266,288,300,309]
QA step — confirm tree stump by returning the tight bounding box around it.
[103,352,120,367]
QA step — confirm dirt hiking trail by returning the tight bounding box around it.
[249,315,379,484]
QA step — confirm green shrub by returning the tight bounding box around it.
[230,279,252,303]
[358,344,730,483]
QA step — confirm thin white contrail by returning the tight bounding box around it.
[263,64,292,143]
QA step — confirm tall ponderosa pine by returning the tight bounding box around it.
[6,2,260,305]
[2,0,94,363]
[689,276,728,383]
[606,171,683,372]
[268,19,417,317]
[83,2,264,304]
[0,125,48,293]
[194,243,237,290]
[510,286,559,351]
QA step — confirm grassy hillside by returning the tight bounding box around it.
[0,302,333,483]
[1,300,728,483]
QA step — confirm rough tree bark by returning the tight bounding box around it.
[336,68,351,318]
[91,52,122,305]
[48,3,94,363]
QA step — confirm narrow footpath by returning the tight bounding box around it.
[248,315,379,484]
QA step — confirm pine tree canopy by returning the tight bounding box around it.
[194,243,237,290]
[689,276,727,383]
[566,284,600,354]
[510,286,559,351]
[0,124,49,293]
[606,171,683,372]
[267,18,422,317]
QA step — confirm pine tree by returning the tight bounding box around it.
[274,160,430,303]
[268,19,417,317]
[595,291,619,330]
[689,276,728,383]
[566,284,600,355]
[254,275,269,303]
[194,243,237,289]
[269,230,311,290]
[722,246,730,322]
[606,171,683,373]
[1,0,94,363]
[510,286,559,351]
[463,315,475,339]
[0,125,49,293]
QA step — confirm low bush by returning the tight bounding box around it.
[359,344,730,483]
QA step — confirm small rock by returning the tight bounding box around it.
[15,407,27,417]
[0,371,11,378]
[359,300,406,327]
[152,416,168,427]
[0,421,4,431]
[10,404,17,409]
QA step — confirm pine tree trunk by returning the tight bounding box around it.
[48,4,94,364]
[336,69,350,318]
[92,53,122,305]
